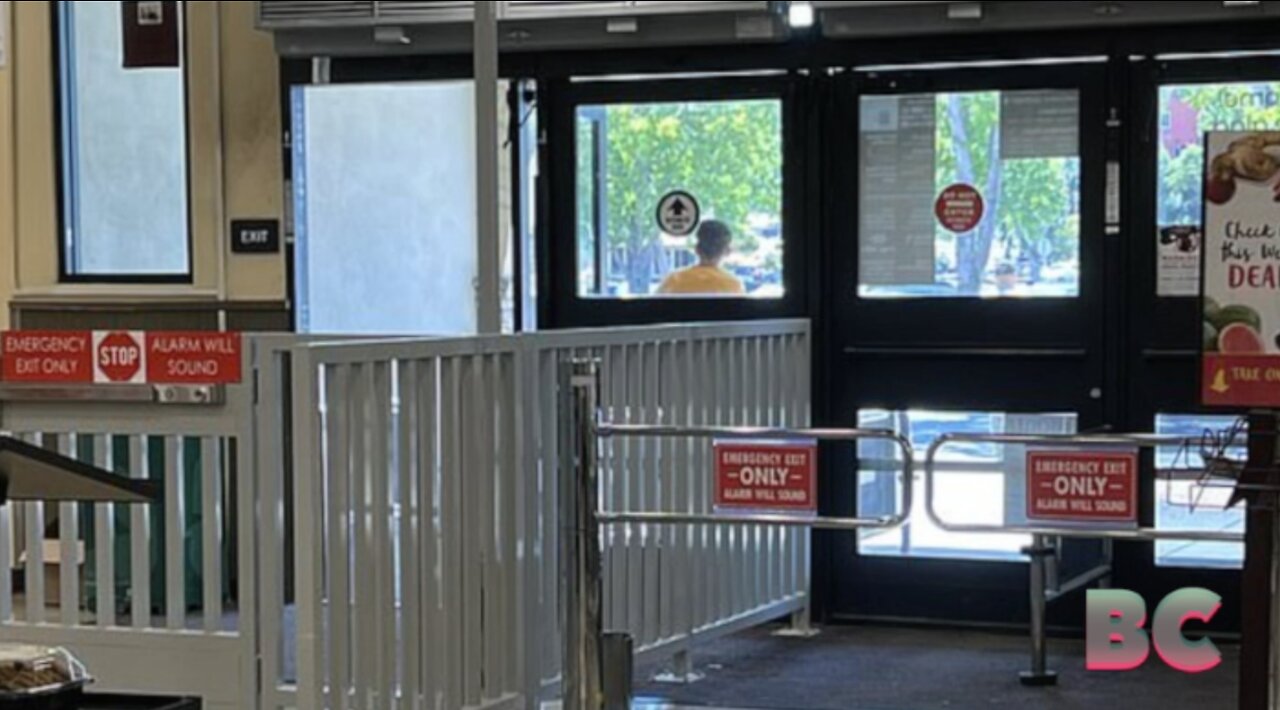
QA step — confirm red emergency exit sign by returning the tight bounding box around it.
[1,331,243,386]
[715,441,818,514]
[1027,450,1138,524]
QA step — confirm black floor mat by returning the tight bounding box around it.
[635,624,1237,710]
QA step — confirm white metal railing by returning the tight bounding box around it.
[286,320,811,710]
[526,322,812,700]
[0,364,258,710]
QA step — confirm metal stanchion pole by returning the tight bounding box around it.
[562,361,604,710]
[1021,535,1058,687]
[601,632,635,710]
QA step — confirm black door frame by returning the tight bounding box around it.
[538,74,813,329]
[820,60,1114,626]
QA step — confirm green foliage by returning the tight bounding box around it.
[937,91,1079,292]
[1159,83,1280,228]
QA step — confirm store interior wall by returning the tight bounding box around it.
[1,1,286,330]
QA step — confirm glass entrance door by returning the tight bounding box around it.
[825,61,1112,624]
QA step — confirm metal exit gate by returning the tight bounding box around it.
[560,360,1260,710]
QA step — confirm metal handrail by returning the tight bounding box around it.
[923,432,1247,543]
[593,423,915,532]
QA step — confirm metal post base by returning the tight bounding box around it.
[773,608,820,638]
[651,670,707,685]
[1019,670,1059,687]
[651,652,705,685]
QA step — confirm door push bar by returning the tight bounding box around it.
[560,361,915,710]
[923,431,1246,687]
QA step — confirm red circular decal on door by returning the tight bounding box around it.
[97,332,143,383]
[935,184,985,233]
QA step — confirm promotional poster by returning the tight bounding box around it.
[1201,131,1280,408]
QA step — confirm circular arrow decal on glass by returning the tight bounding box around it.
[656,190,701,237]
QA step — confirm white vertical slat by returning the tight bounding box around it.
[371,361,395,710]
[797,332,813,612]
[292,348,325,710]
[129,436,150,630]
[58,434,80,625]
[695,338,714,630]
[675,338,694,643]
[256,350,285,693]
[461,356,484,707]
[23,434,46,625]
[740,339,759,612]
[642,342,661,647]
[762,335,773,603]
[477,355,500,701]
[368,363,391,706]
[327,364,353,710]
[441,357,464,710]
[398,360,422,710]
[515,345,541,706]
[498,353,519,696]
[201,438,223,632]
[733,338,750,616]
[659,340,676,644]
[606,345,627,630]
[352,364,375,709]
[94,435,116,629]
[539,349,561,685]
[417,358,441,710]
[731,338,749,614]
[711,337,732,621]
[164,437,185,630]
[788,335,803,596]
[625,344,644,639]
[748,337,765,609]
[748,337,764,611]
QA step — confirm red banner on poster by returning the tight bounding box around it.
[1,331,243,386]
[715,441,817,514]
[1203,355,1280,408]
[1027,450,1138,524]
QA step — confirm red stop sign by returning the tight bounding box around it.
[97,332,143,383]
[936,183,985,233]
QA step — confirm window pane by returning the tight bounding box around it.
[294,82,478,335]
[575,99,784,299]
[859,90,1081,299]
[60,0,189,276]
[1154,414,1246,569]
[857,410,1077,561]
[1157,82,1280,296]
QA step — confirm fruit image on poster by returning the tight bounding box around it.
[1201,131,1280,408]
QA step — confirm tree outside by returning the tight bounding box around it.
[861,90,1081,298]
[934,92,1078,297]
[1158,82,1280,229]
[576,100,784,297]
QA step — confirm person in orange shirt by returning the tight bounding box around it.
[657,220,746,296]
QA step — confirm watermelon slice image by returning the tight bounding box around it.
[1219,323,1266,354]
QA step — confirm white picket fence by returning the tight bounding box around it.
[0,320,811,710]
[0,366,258,710]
